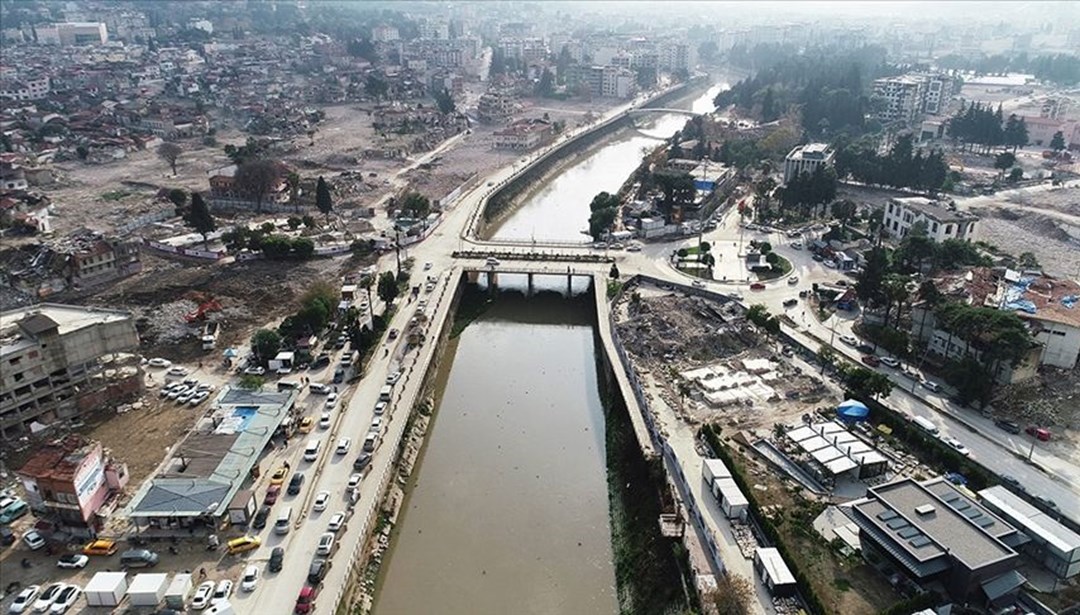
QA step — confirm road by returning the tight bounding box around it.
[237,88,1078,613]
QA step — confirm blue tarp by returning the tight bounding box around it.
[1002,279,1037,314]
[1062,295,1078,309]
[836,399,869,422]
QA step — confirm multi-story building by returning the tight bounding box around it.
[16,435,129,529]
[0,304,140,440]
[847,477,1028,608]
[33,22,108,46]
[910,267,1080,383]
[419,20,449,40]
[493,118,554,150]
[921,73,957,115]
[371,25,400,43]
[873,76,926,125]
[498,38,548,64]
[207,163,291,210]
[783,143,835,184]
[0,76,50,101]
[978,486,1080,580]
[570,65,636,99]
[882,197,978,243]
[476,91,518,123]
[659,42,695,74]
[66,235,143,288]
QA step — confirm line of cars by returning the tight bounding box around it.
[158,379,214,406]
[7,583,81,614]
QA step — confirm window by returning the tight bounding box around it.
[932,222,938,233]
[945,224,953,235]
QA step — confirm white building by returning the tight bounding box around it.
[883,197,978,243]
[659,42,695,74]
[601,66,636,98]
[873,76,925,125]
[492,119,554,150]
[783,143,835,184]
[34,22,108,45]
[920,73,957,115]
[419,20,449,40]
[0,76,50,101]
[372,25,400,42]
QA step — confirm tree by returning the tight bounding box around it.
[401,191,431,218]
[831,199,857,228]
[315,175,333,224]
[1003,114,1028,152]
[377,271,399,305]
[993,152,1016,178]
[705,573,754,615]
[167,188,187,208]
[434,88,455,115]
[235,159,280,213]
[1017,251,1040,269]
[1049,130,1066,153]
[76,145,89,160]
[366,74,389,100]
[184,192,216,247]
[856,246,888,305]
[1007,167,1023,183]
[251,329,282,363]
[818,344,837,373]
[157,142,182,175]
[359,274,375,314]
[588,191,620,241]
[238,374,265,391]
[535,68,555,98]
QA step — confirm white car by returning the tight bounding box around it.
[336,437,351,455]
[211,579,232,605]
[879,357,900,368]
[626,243,642,252]
[176,390,195,404]
[922,380,943,393]
[374,401,387,416]
[944,437,971,456]
[691,280,705,289]
[276,366,293,376]
[23,529,46,550]
[325,393,338,409]
[347,473,363,491]
[243,366,266,376]
[196,383,215,392]
[31,584,64,612]
[327,512,346,532]
[839,335,859,347]
[240,565,260,592]
[386,371,401,385]
[48,586,80,614]
[8,585,40,614]
[166,366,188,377]
[167,386,189,400]
[56,554,88,569]
[316,532,335,556]
[423,262,432,270]
[147,358,171,368]
[787,275,799,285]
[190,581,214,610]
[313,491,330,512]
[189,391,210,406]
[319,412,332,429]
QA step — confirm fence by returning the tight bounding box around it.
[142,239,226,261]
[116,208,174,235]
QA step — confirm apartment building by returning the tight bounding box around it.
[570,65,636,99]
[882,197,978,243]
[371,25,400,43]
[847,477,1028,607]
[921,73,957,115]
[873,76,926,125]
[34,22,109,46]
[0,76,50,101]
[16,435,129,529]
[0,304,140,440]
[493,118,554,150]
[783,143,835,184]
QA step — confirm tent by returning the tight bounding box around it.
[835,399,869,422]
[222,348,239,358]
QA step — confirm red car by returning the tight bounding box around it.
[1026,426,1051,441]
[295,585,319,613]
[750,282,766,290]
[263,485,281,505]
[861,355,881,367]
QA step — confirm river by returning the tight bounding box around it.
[489,84,726,244]
[373,284,616,615]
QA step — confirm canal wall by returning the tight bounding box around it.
[474,77,709,241]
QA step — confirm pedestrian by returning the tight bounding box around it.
[199,567,207,579]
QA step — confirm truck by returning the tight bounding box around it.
[201,322,220,350]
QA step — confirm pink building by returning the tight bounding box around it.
[16,435,128,529]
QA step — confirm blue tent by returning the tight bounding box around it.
[836,399,869,422]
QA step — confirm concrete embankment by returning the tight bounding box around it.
[475,78,709,241]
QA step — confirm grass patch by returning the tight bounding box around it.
[755,254,792,281]
[607,280,623,299]
[101,190,132,201]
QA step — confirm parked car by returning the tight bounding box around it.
[691,280,705,289]
[750,282,766,290]
[335,438,351,455]
[316,532,335,556]
[23,530,45,550]
[47,586,80,614]
[56,554,88,569]
[264,485,281,505]
[1035,495,1059,511]
[856,343,875,354]
[787,275,799,285]
[240,565,260,592]
[252,506,271,530]
[243,366,266,376]
[191,581,214,610]
[31,584,64,612]
[82,539,118,556]
[943,437,971,456]
[782,298,798,308]
[879,357,900,368]
[166,366,188,377]
[307,559,328,585]
[211,580,233,605]
[921,380,942,393]
[861,355,881,367]
[327,513,346,533]
[269,547,285,573]
[294,584,319,614]
[839,335,858,347]
[1026,426,1052,441]
[8,585,40,614]
[287,473,305,495]
[119,549,158,568]
[386,371,401,385]
[994,419,1022,434]
[226,535,260,555]
[147,358,171,368]
[347,473,363,492]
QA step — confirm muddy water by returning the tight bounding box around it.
[374,288,616,615]
[490,85,725,244]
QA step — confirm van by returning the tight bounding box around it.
[303,439,321,462]
[369,417,383,435]
[277,380,302,392]
[363,433,379,453]
[0,500,28,524]
[120,549,160,568]
[309,383,330,395]
[913,416,939,435]
[379,385,393,402]
[274,507,293,535]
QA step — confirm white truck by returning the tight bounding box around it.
[201,322,220,350]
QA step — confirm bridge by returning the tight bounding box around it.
[625,107,705,117]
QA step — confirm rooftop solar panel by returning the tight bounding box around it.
[909,536,933,548]
[887,518,909,530]
[898,527,921,539]
[877,510,898,521]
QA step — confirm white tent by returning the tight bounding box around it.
[85,571,128,607]
[128,573,168,607]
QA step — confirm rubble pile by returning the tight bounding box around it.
[993,366,1080,429]
[615,293,755,364]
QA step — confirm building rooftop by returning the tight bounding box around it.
[786,143,833,161]
[891,197,975,224]
[1,303,133,358]
[756,547,796,586]
[125,387,297,518]
[979,485,1080,558]
[931,267,1080,330]
[854,478,1017,572]
[17,435,99,482]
